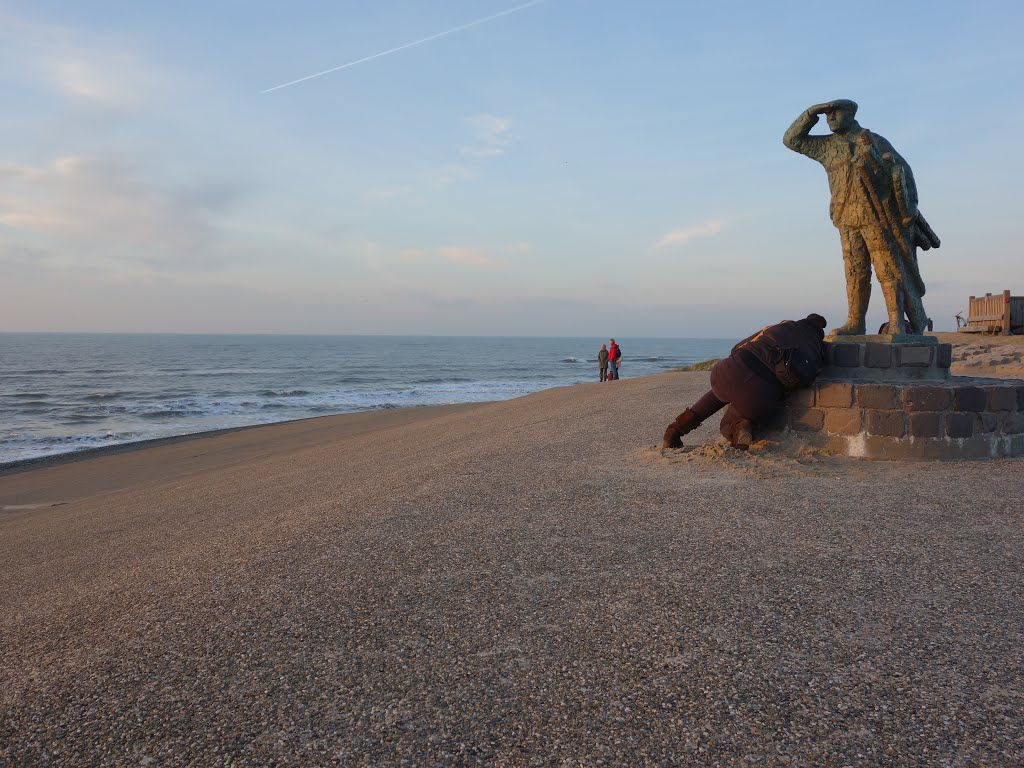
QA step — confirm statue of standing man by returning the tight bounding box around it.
[784,100,940,336]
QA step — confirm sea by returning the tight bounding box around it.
[0,334,733,465]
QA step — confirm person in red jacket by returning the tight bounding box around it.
[607,339,621,380]
[662,314,827,450]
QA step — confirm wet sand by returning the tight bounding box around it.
[1,370,1022,765]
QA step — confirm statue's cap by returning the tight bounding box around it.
[830,99,858,115]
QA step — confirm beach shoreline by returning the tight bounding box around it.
[0,400,489,478]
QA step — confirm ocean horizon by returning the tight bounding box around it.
[0,332,733,464]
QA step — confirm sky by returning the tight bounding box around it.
[1,0,1022,337]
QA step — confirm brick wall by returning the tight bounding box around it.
[769,379,1024,460]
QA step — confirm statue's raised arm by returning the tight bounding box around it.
[782,101,854,163]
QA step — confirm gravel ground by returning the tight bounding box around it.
[1,371,1022,766]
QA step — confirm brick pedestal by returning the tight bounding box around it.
[764,341,1024,460]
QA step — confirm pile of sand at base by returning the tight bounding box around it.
[636,433,836,478]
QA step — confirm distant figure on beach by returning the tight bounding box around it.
[662,314,827,450]
[598,344,609,381]
[608,339,621,381]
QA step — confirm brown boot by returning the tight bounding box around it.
[662,409,701,449]
[731,419,753,451]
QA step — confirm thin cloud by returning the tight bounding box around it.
[0,11,158,107]
[262,0,547,93]
[436,246,494,268]
[435,163,478,189]
[365,115,515,200]
[460,146,507,159]
[467,114,511,142]
[48,57,134,104]
[0,155,243,271]
[440,115,514,187]
[655,219,727,249]
[364,185,415,202]
[461,114,514,158]
[375,244,505,269]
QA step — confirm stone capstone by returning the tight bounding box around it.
[821,339,951,382]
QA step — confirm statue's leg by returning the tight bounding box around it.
[832,228,870,335]
[864,228,907,335]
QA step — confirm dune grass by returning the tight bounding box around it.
[673,358,720,372]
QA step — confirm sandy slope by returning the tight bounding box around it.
[1,371,1022,766]
[950,341,1024,379]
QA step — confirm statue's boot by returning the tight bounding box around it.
[731,419,753,451]
[831,321,866,336]
[881,281,908,335]
[831,270,869,336]
[662,409,701,449]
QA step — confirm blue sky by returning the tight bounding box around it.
[1,0,1021,336]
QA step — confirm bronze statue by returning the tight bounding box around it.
[784,100,940,336]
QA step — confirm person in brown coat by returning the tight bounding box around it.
[662,314,827,450]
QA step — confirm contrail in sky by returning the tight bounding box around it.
[262,0,547,93]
